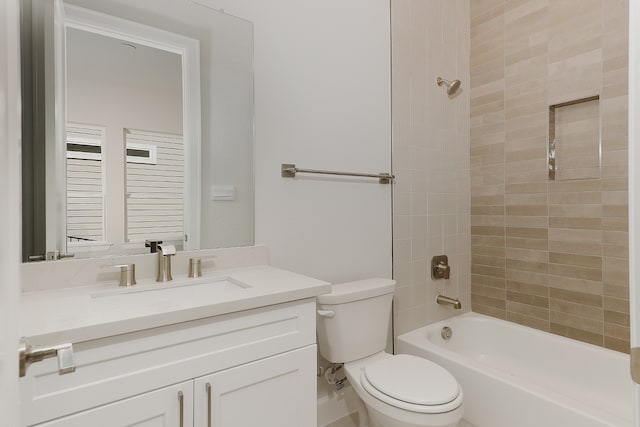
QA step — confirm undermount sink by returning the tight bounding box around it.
[91,277,250,299]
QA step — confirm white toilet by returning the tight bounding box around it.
[316,278,464,427]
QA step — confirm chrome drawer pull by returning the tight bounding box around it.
[178,390,184,427]
[18,338,76,377]
[206,382,212,427]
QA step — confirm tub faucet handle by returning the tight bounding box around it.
[432,255,450,279]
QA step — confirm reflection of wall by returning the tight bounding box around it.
[470,0,629,352]
[198,13,254,250]
[391,0,471,337]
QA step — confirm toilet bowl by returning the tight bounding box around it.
[316,279,464,427]
[343,352,463,427]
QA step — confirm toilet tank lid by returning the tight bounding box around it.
[317,278,396,305]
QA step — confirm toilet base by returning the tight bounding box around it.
[366,404,462,427]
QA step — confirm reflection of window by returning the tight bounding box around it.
[67,138,102,160]
[126,142,157,165]
[66,124,106,245]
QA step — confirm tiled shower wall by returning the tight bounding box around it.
[391,0,471,337]
[470,0,630,352]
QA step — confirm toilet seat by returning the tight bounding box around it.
[360,354,463,414]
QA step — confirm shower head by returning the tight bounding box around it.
[436,77,461,96]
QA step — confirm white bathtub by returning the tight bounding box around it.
[397,312,634,427]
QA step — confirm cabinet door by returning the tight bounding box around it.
[194,345,316,427]
[36,381,193,427]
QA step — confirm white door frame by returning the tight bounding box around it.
[629,0,640,421]
[0,0,23,424]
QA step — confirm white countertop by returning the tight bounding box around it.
[21,265,330,346]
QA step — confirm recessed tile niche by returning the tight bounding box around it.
[549,96,600,181]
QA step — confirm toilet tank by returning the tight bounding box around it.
[316,278,396,363]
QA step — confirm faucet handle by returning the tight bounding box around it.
[188,255,217,278]
[431,255,450,279]
[439,262,451,279]
[189,258,202,278]
[103,264,137,287]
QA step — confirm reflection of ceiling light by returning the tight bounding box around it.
[120,42,137,50]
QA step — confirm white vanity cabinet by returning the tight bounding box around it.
[35,381,194,427]
[193,346,316,427]
[21,299,317,427]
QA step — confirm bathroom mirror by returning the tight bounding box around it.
[21,0,255,262]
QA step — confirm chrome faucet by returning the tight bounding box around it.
[156,244,176,282]
[436,295,462,309]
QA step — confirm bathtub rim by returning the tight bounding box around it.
[396,312,633,427]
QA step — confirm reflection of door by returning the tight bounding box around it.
[0,0,22,424]
[43,0,68,254]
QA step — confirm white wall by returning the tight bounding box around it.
[0,0,22,424]
[196,0,393,283]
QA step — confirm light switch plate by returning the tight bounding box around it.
[211,185,236,201]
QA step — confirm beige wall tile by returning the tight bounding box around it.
[507,290,549,308]
[507,311,550,331]
[470,0,628,351]
[548,217,601,230]
[507,300,549,320]
[604,309,630,327]
[472,273,506,288]
[392,0,471,333]
[548,275,603,295]
[506,268,548,286]
[549,252,601,268]
[550,287,602,307]
[548,264,602,282]
[550,310,603,335]
[550,323,603,346]
[604,336,630,353]
[550,298,602,319]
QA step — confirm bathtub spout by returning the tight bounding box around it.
[436,294,462,309]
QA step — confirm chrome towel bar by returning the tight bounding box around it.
[281,163,394,184]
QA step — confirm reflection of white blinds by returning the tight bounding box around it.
[125,129,184,243]
[66,124,104,242]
